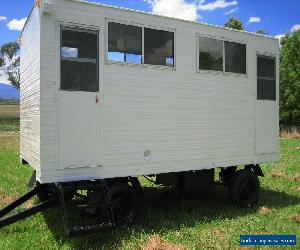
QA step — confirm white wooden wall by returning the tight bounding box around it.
[25,0,279,183]
[20,7,41,177]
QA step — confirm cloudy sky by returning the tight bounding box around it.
[0,0,299,83]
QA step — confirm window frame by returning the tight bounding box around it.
[196,33,248,77]
[256,53,277,101]
[105,18,176,70]
[60,25,100,92]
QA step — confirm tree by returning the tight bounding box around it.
[256,29,268,35]
[0,42,20,90]
[224,17,244,30]
[279,30,300,124]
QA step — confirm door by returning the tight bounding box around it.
[57,26,102,169]
[255,54,279,155]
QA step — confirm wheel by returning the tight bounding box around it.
[104,183,136,226]
[229,169,260,208]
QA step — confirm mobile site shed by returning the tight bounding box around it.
[1,0,279,235]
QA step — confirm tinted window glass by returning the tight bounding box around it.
[61,28,98,92]
[62,30,97,59]
[61,61,98,91]
[257,56,276,101]
[108,22,142,64]
[199,36,223,71]
[144,28,174,66]
[225,41,246,74]
[257,79,276,100]
[257,57,275,78]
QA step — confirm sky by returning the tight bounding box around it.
[0,0,299,83]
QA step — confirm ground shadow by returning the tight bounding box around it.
[42,185,300,249]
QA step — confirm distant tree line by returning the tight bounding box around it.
[0,17,299,124]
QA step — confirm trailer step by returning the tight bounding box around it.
[68,222,114,236]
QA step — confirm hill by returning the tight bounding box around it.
[0,83,20,101]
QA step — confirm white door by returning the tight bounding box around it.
[57,26,102,169]
[255,54,279,155]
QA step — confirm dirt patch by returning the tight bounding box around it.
[0,194,18,206]
[295,146,300,150]
[292,173,300,182]
[271,172,285,178]
[140,235,186,250]
[290,214,300,223]
[212,229,225,241]
[291,186,300,192]
[24,199,35,209]
[259,206,275,215]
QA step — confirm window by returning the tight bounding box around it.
[198,36,223,71]
[61,28,98,92]
[198,36,246,75]
[257,56,276,100]
[108,22,142,64]
[225,41,246,74]
[144,28,174,66]
[107,21,175,67]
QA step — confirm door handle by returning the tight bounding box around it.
[96,94,99,104]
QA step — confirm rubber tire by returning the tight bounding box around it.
[229,169,260,208]
[103,183,136,226]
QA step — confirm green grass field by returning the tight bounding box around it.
[0,102,20,132]
[0,131,299,249]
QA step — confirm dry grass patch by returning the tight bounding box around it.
[258,206,275,215]
[0,103,20,117]
[280,128,300,139]
[0,194,18,206]
[140,235,186,250]
[291,173,300,182]
[270,172,285,178]
[0,131,17,138]
[0,131,19,151]
[24,199,35,209]
[291,186,300,192]
[212,229,226,241]
[290,214,300,223]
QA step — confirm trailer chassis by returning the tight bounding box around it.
[0,165,263,235]
[0,178,120,236]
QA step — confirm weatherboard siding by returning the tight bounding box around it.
[35,0,279,183]
[20,6,41,176]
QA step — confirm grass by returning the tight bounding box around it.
[0,132,299,249]
[0,102,20,132]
